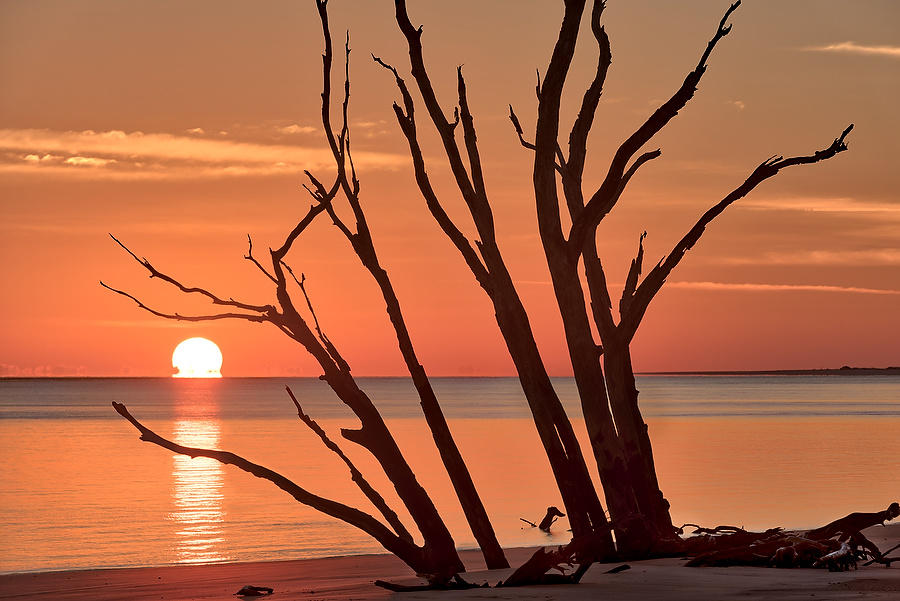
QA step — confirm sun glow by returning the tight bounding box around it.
[172,337,223,378]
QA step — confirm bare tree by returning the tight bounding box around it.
[380,0,850,558]
[104,0,852,584]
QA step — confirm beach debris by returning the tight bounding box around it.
[676,523,747,536]
[864,542,900,567]
[814,542,857,571]
[498,531,612,587]
[374,573,487,592]
[234,584,274,596]
[806,503,900,540]
[683,502,899,570]
[539,506,566,532]
[519,506,566,532]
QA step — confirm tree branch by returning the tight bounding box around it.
[393,0,498,257]
[567,0,611,180]
[509,104,565,175]
[285,386,412,543]
[569,0,742,252]
[373,54,491,288]
[244,235,277,284]
[100,282,271,323]
[620,124,853,340]
[619,231,646,318]
[109,234,273,314]
[292,269,351,373]
[457,67,494,242]
[112,401,423,567]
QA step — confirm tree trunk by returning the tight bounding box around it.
[368,263,508,569]
[603,342,676,549]
[484,256,613,551]
[274,297,463,574]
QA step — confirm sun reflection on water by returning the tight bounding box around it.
[170,419,230,564]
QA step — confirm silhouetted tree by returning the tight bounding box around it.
[381,0,850,558]
[104,0,852,583]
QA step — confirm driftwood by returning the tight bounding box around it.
[520,506,567,532]
[235,585,274,596]
[813,542,857,572]
[374,574,487,592]
[539,506,567,531]
[684,502,899,570]
[498,547,590,588]
[807,503,900,540]
[864,543,900,567]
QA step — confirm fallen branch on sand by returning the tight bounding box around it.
[684,503,900,571]
[234,584,274,596]
[374,574,487,592]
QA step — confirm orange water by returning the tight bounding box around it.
[1,377,897,573]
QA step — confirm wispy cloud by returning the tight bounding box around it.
[64,156,117,167]
[515,278,900,295]
[807,41,900,59]
[740,197,900,215]
[0,128,407,180]
[277,123,318,135]
[0,220,284,236]
[719,249,900,266]
[667,281,900,296]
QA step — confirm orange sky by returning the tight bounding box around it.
[1,1,898,377]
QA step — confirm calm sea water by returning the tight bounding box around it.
[1,375,898,574]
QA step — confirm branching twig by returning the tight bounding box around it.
[508,104,565,175]
[100,281,270,323]
[109,234,272,314]
[244,234,277,284]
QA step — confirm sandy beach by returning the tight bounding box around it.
[3,523,898,601]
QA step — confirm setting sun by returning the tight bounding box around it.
[172,337,223,378]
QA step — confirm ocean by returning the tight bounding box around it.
[1,375,898,574]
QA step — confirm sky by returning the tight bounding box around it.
[1,0,898,377]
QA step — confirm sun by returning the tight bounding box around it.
[172,337,223,378]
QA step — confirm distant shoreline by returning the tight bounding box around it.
[2,367,900,380]
[640,367,900,377]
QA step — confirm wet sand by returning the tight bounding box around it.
[2,524,898,600]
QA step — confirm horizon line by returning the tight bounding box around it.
[3,366,899,380]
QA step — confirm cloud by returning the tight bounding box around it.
[0,128,407,179]
[719,249,900,266]
[0,219,284,236]
[186,127,205,135]
[739,197,900,215]
[24,153,59,163]
[354,120,388,129]
[729,100,745,111]
[807,41,900,59]
[278,123,317,135]
[667,281,900,296]
[64,156,117,167]
[515,278,900,295]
